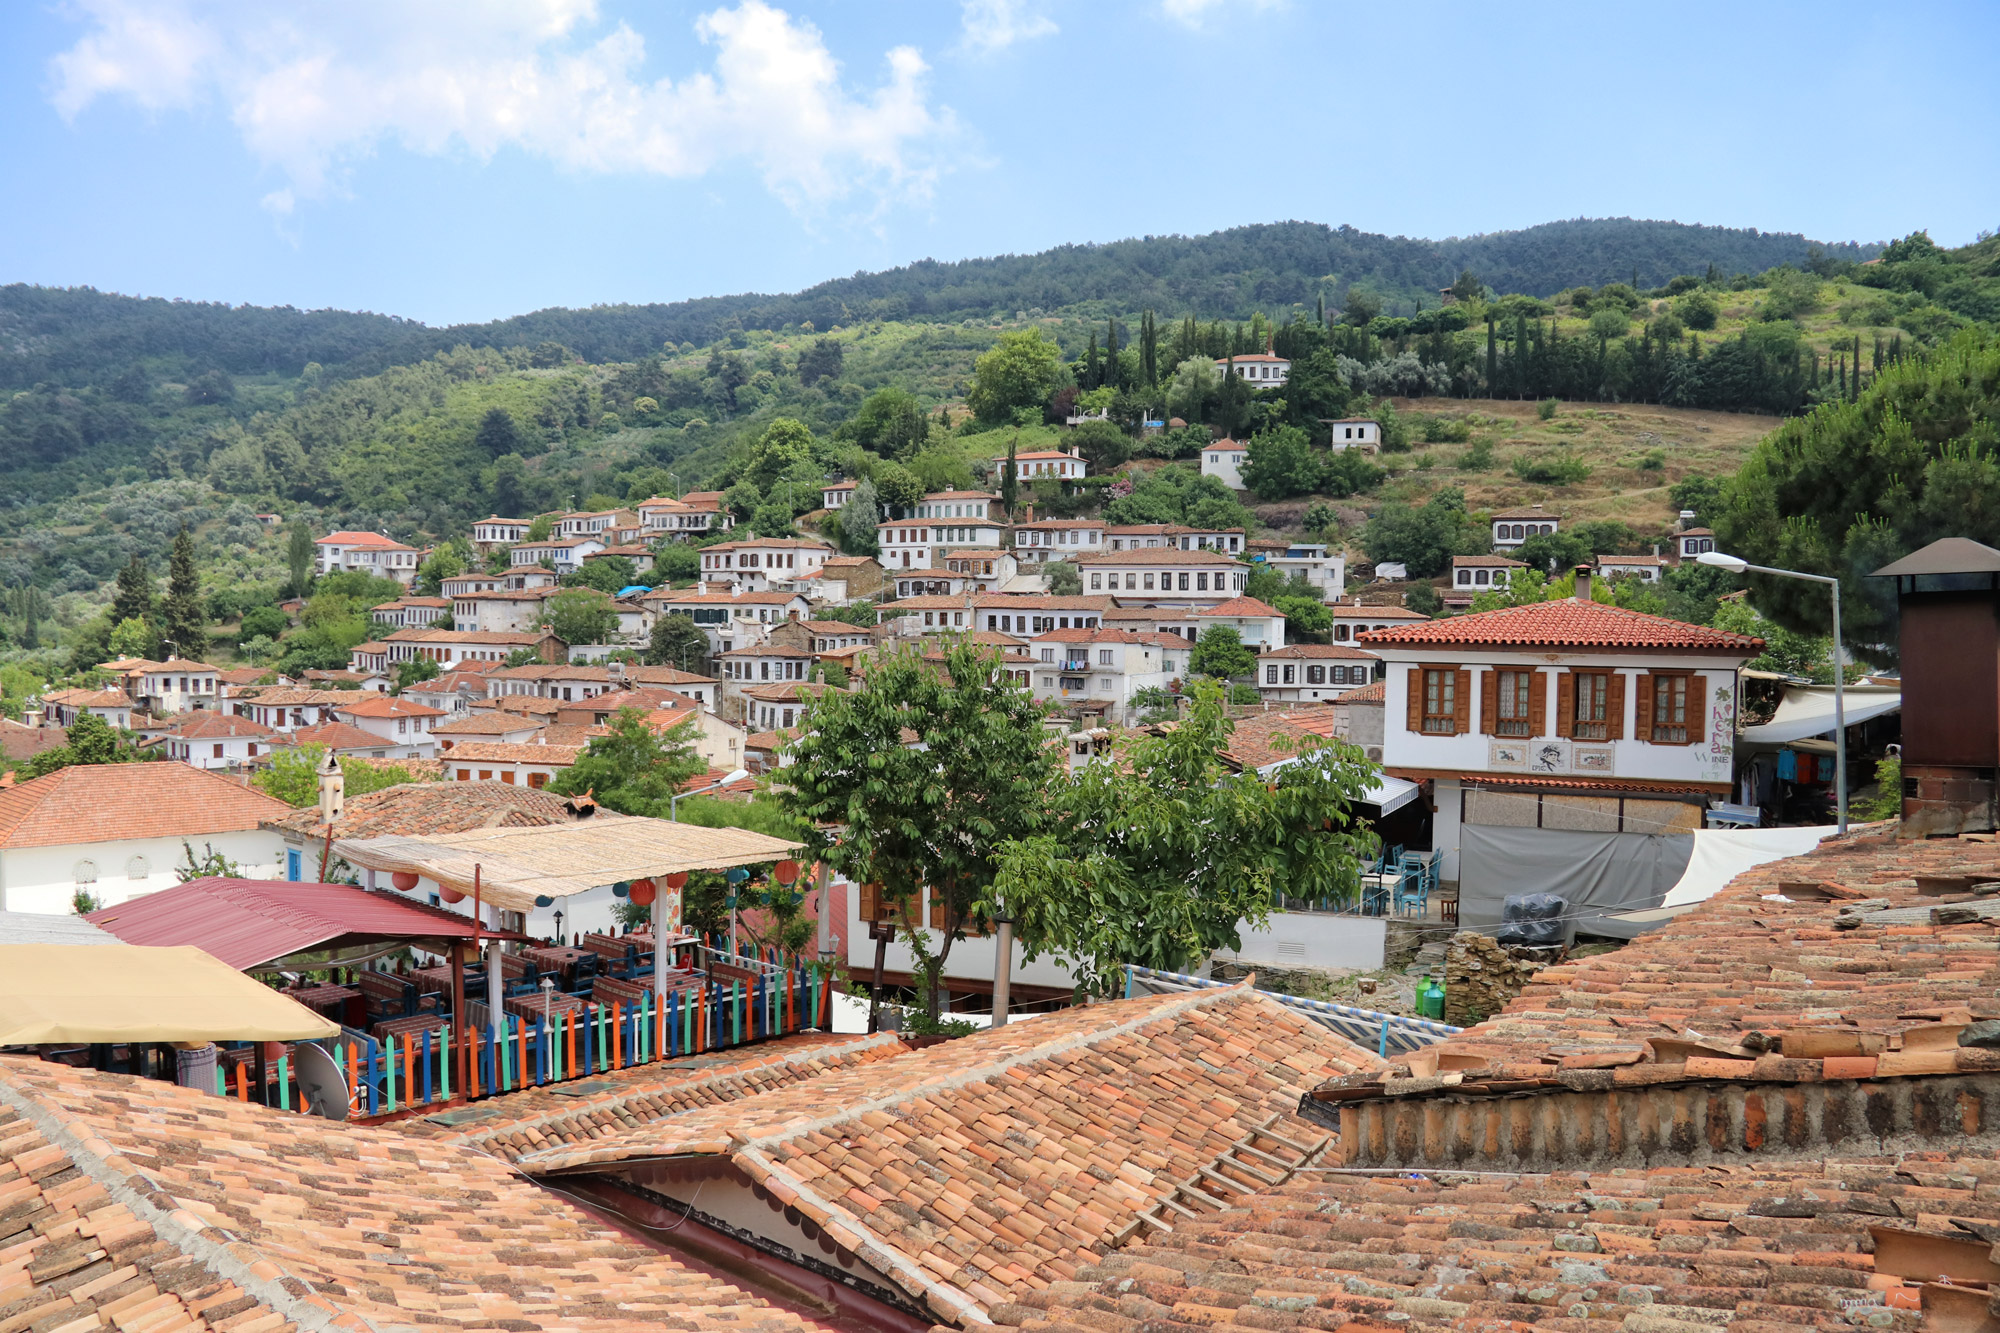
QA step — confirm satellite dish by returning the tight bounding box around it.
[291,1042,351,1121]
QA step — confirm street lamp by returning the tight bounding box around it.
[1696,550,1847,832]
[669,767,750,821]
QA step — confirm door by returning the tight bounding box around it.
[286,848,302,882]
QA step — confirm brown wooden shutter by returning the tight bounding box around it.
[1605,672,1627,740]
[1690,673,1707,747]
[1407,666,1425,732]
[1634,673,1655,742]
[1479,669,1498,735]
[1529,670,1548,736]
[859,882,879,921]
[1453,668,1472,734]
[930,894,948,930]
[1556,672,1575,738]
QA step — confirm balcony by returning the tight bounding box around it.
[1060,659,1090,672]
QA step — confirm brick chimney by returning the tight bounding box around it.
[1574,565,1593,601]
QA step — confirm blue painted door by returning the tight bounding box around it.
[286,848,302,882]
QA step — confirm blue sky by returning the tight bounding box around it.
[3,0,1995,327]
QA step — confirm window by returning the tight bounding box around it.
[1561,671,1623,742]
[1639,673,1698,745]
[1411,666,1467,735]
[1492,669,1535,737]
[1091,573,1102,590]
[1098,649,1113,666]
[1041,647,1055,662]
[73,859,98,886]
[1266,665,1280,684]
[1282,664,1296,684]
[458,768,472,780]
[1178,572,1190,591]
[1143,573,1156,591]
[1458,570,1471,585]
[1334,624,1349,641]
[528,772,547,788]
[1307,665,1325,684]
[126,855,149,881]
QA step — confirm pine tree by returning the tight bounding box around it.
[1316,294,1326,327]
[1105,318,1121,391]
[110,556,155,628]
[1084,332,1100,390]
[160,526,207,661]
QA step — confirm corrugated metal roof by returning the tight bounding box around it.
[1872,537,2000,577]
[0,911,124,947]
[86,877,492,970]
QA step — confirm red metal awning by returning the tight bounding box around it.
[86,877,515,971]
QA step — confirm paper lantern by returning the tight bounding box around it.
[665,871,689,889]
[773,859,801,886]
[725,867,750,884]
[612,881,630,898]
[391,870,419,892]
[628,879,656,907]
[439,886,465,904]
[534,895,554,908]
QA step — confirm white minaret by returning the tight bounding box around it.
[317,749,345,824]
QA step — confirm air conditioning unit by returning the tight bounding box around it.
[1365,746,1383,762]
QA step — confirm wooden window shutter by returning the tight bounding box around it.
[1529,670,1548,736]
[930,894,948,931]
[1605,672,1627,740]
[1406,666,1425,732]
[1634,673,1655,742]
[1690,673,1707,747]
[859,882,879,921]
[1556,672,1575,738]
[1479,669,1498,735]
[1453,668,1472,734]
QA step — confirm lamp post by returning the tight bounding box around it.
[1696,550,1846,833]
[670,767,750,821]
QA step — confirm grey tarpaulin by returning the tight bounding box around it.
[1457,825,1695,942]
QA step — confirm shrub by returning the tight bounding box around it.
[1510,452,1592,485]
[1536,398,1559,421]
[1420,415,1472,443]
[1588,307,1631,339]
[1674,291,1720,330]
[1459,438,1495,471]
[1637,449,1666,472]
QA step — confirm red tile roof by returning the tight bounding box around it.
[0,1058,821,1333]
[1340,678,1386,701]
[1256,642,1377,659]
[433,712,541,735]
[440,742,585,764]
[263,779,583,839]
[1327,602,1430,619]
[1359,596,1765,652]
[332,694,446,719]
[316,529,414,549]
[1192,595,1282,617]
[0,764,290,849]
[284,719,389,750]
[164,712,278,740]
[384,628,544,644]
[1452,553,1528,567]
[1490,504,1562,520]
[1077,547,1240,566]
[86,876,490,967]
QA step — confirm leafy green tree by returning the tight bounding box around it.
[1043,560,1081,596]
[563,555,637,594]
[1068,419,1130,471]
[967,330,1062,425]
[1669,475,1726,524]
[777,642,1059,1021]
[1241,425,1321,500]
[1515,529,1594,572]
[539,588,618,646]
[239,604,288,641]
[475,407,526,458]
[994,681,1376,994]
[111,556,155,627]
[1189,624,1255,680]
[254,744,437,808]
[1274,595,1331,642]
[1363,489,1486,577]
[550,708,707,815]
[159,527,208,660]
[871,461,924,513]
[653,542,701,582]
[1673,291,1720,330]
[646,613,710,673]
[839,479,881,555]
[1403,582,1442,615]
[747,417,817,490]
[1167,356,1218,422]
[109,617,157,660]
[844,388,928,457]
[392,656,440,694]
[414,540,467,595]
[18,712,144,780]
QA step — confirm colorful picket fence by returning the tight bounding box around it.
[219,956,837,1119]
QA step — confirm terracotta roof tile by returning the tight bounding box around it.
[438,741,585,764]
[1327,603,1430,619]
[0,764,290,849]
[0,1058,821,1333]
[1342,678,1386,702]
[263,780,585,838]
[1360,596,1765,651]
[331,694,446,719]
[1077,547,1240,566]
[315,529,414,549]
[1192,595,1282,617]
[432,712,539,735]
[164,712,279,740]
[283,719,389,751]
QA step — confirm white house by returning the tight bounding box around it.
[1264,543,1348,600]
[1490,505,1561,551]
[1105,524,1246,554]
[1199,439,1248,490]
[1255,644,1379,704]
[972,595,1114,637]
[1189,596,1289,652]
[1216,352,1290,387]
[638,494,735,539]
[443,742,584,789]
[381,628,553,670]
[1024,629,1179,725]
[893,549,1018,600]
[556,508,637,540]
[39,688,134,730]
[697,538,836,592]
[716,644,818,723]
[510,537,604,575]
[877,492,1005,572]
[821,480,858,510]
[996,450,1085,483]
[231,687,355,733]
[1676,526,1717,561]
[1362,584,1762,880]
[1010,520,1105,565]
[1326,417,1381,452]
[370,597,452,630]
[0,764,288,914]
[433,712,544,748]
[161,711,280,770]
[469,516,531,555]
[451,588,554,634]
[1327,600,1432,644]
[103,658,222,716]
[328,694,445,758]
[1598,554,1669,584]
[640,586,812,656]
[1450,555,1527,593]
[315,531,420,585]
[1076,548,1246,607]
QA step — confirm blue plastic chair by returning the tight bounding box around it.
[1393,853,1428,916]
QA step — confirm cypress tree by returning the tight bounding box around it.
[1486,316,1498,395]
[1001,432,1020,521]
[285,521,315,596]
[1316,294,1326,326]
[1105,318,1121,391]
[110,556,155,628]
[1141,309,1158,388]
[1084,332,1100,390]
[160,526,207,661]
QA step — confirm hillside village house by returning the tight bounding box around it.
[995,449,1085,483]
[160,711,278,770]
[468,516,530,554]
[1077,547,1247,606]
[975,594,1113,636]
[329,695,444,759]
[433,713,544,748]
[696,538,835,592]
[716,645,815,721]
[443,742,584,788]
[820,480,858,509]
[1598,553,1669,583]
[483,662,717,711]
[557,508,637,540]
[348,642,389,676]
[1327,417,1382,451]
[230,687,354,733]
[0,763,288,913]
[1216,351,1290,386]
[439,568,554,599]
[1328,600,1432,643]
[1451,555,1527,593]
[808,554,884,603]
[1188,596,1289,650]
[637,494,734,538]
[1011,519,1105,564]
[399,670,491,716]
[1026,628,1179,725]
[804,620,872,653]
[101,657,221,715]
[1677,525,1718,560]
[1199,439,1248,489]
[316,531,420,584]
[1256,643,1380,704]
[877,491,1005,570]
[380,628,556,670]
[1490,504,1561,551]
[509,536,603,574]
[640,585,811,655]
[894,549,1018,600]
[39,688,134,729]
[742,682,822,734]
[450,587,552,633]
[1265,542,1348,598]
[1105,524,1246,554]
[370,596,451,629]
[1361,580,1762,882]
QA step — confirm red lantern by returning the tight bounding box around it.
[773,859,801,886]
[391,871,419,892]
[629,878,656,907]
[439,886,465,904]
[665,871,689,889]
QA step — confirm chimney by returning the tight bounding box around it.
[1574,565,1593,602]
[1652,543,1660,558]
[1676,510,1696,532]
[317,748,345,824]
[696,578,708,595]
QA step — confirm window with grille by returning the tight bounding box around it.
[1495,670,1533,737]
[1572,672,1611,740]
[1421,669,1457,734]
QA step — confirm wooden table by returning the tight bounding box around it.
[579,933,642,963]
[411,965,456,995]
[466,993,593,1033]
[287,983,361,1014]
[523,945,591,978]
[370,1012,452,1043]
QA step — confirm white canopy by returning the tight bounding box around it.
[1740,684,1900,745]
[1659,826,1838,909]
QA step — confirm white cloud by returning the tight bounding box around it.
[1160,0,1281,27]
[958,0,1057,52]
[48,0,952,212]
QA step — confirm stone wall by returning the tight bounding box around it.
[1442,932,1544,1026]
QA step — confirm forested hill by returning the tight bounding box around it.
[1,218,1873,389]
